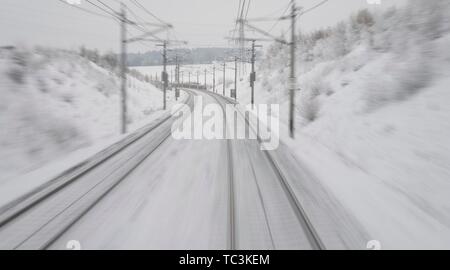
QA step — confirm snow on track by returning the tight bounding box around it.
[0,88,366,250]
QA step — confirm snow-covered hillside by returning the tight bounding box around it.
[0,46,167,183]
[237,0,450,248]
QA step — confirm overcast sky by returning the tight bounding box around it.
[0,0,406,53]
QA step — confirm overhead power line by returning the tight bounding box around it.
[129,0,171,26]
[56,0,116,20]
[125,5,148,25]
[300,0,330,16]
[96,0,118,14]
[236,0,243,22]
[231,0,244,41]
[267,1,292,34]
[240,0,247,18]
[85,0,120,19]
[279,0,330,37]
[244,0,251,20]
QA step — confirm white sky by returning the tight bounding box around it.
[0,0,406,53]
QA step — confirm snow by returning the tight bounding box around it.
[0,110,172,209]
[0,46,180,201]
[233,0,450,248]
[1,0,449,250]
[47,91,230,250]
[47,90,318,250]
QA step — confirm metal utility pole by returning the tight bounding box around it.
[250,40,262,109]
[160,41,168,110]
[117,2,177,114]
[213,66,216,93]
[204,69,207,90]
[234,56,238,101]
[289,0,297,138]
[250,41,256,109]
[231,7,297,136]
[156,41,168,109]
[175,55,179,99]
[175,55,178,87]
[189,71,191,86]
[223,61,226,95]
[120,3,127,134]
[251,41,255,108]
[196,71,199,89]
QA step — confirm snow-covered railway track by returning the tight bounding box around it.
[203,92,236,250]
[206,91,325,250]
[0,92,195,250]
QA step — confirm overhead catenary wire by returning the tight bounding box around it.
[236,0,243,24]
[259,4,291,18]
[66,0,158,36]
[238,0,249,72]
[96,0,119,14]
[239,0,247,44]
[125,5,149,26]
[281,23,293,38]
[235,0,243,29]
[278,0,330,37]
[91,0,156,33]
[239,0,247,20]
[267,1,292,34]
[56,0,117,20]
[85,0,120,19]
[231,0,245,42]
[129,0,171,26]
[127,0,176,43]
[299,0,330,16]
[125,28,156,50]
[244,0,252,20]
